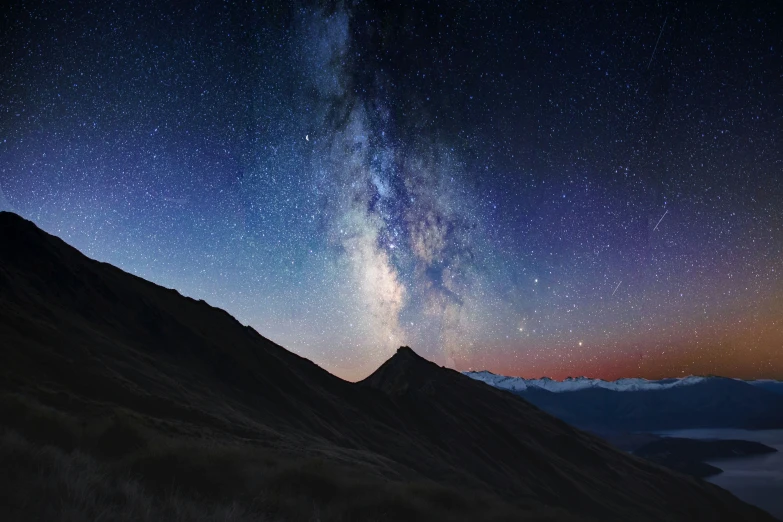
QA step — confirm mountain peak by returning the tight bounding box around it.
[361,346,444,394]
[394,345,421,358]
[464,371,759,394]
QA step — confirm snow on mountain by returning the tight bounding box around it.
[464,371,708,392]
[746,379,783,395]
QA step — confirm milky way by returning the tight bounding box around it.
[299,6,494,373]
[1,2,781,380]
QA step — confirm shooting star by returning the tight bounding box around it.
[653,209,668,231]
[647,17,668,69]
[612,281,622,296]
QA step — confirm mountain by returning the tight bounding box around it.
[748,380,783,395]
[632,437,777,478]
[468,371,783,395]
[0,211,775,521]
[466,371,783,431]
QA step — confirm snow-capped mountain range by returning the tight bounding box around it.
[463,371,783,431]
[464,371,781,393]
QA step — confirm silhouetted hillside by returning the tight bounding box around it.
[0,211,775,521]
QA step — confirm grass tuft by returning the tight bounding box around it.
[0,393,577,521]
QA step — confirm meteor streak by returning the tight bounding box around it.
[653,210,668,231]
[647,17,668,69]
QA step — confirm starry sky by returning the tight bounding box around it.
[2,1,781,381]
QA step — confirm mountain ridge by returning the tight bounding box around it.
[466,370,783,393]
[466,369,783,431]
[0,211,775,521]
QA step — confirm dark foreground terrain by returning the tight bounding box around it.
[0,211,775,521]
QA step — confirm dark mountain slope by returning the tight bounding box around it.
[361,347,775,519]
[0,211,774,521]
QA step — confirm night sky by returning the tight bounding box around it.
[2,1,781,381]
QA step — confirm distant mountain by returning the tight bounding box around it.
[0,211,775,521]
[632,438,777,478]
[465,371,783,431]
[748,379,783,395]
[467,370,709,392]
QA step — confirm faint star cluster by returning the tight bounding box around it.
[1,1,781,380]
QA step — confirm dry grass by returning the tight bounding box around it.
[0,393,574,522]
[0,430,269,522]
